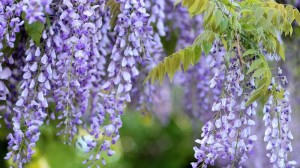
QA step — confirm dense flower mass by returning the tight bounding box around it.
[0,0,299,168]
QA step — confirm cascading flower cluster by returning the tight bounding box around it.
[81,0,154,166]
[262,77,296,167]
[0,1,24,124]
[191,47,260,167]
[51,0,101,143]
[182,45,224,123]
[130,0,168,115]
[6,39,51,166]
[22,0,52,24]
[0,0,154,167]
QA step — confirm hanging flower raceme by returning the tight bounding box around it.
[191,50,258,168]
[0,1,24,116]
[182,43,225,123]
[85,0,111,143]
[130,0,168,115]
[146,0,166,36]
[263,78,296,167]
[0,0,24,135]
[5,36,52,166]
[2,36,26,129]
[50,0,103,143]
[82,0,154,166]
[0,1,23,50]
[22,0,52,24]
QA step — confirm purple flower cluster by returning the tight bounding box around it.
[165,0,203,49]
[81,0,154,166]
[0,1,23,49]
[0,0,24,136]
[6,38,51,166]
[146,0,165,36]
[22,0,52,24]
[1,0,154,167]
[182,45,224,123]
[130,0,167,116]
[263,83,296,167]
[51,0,102,143]
[192,53,258,167]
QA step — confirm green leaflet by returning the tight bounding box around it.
[277,43,286,61]
[295,9,300,25]
[177,0,208,16]
[246,54,272,106]
[144,46,202,84]
[254,7,264,25]
[242,49,256,57]
[247,59,262,74]
[22,13,45,45]
[215,10,223,28]
[144,29,217,84]
[246,84,267,106]
[193,30,216,56]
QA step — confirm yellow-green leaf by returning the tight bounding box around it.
[242,49,256,57]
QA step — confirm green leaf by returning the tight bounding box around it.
[202,41,212,56]
[219,18,229,33]
[247,59,262,74]
[215,10,223,28]
[242,49,256,57]
[286,5,295,23]
[252,68,265,78]
[277,43,285,61]
[266,8,274,25]
[255,7,265,25]
[24,18,44,45]
[294,9,300,25]
[193,45,202,64]
[157,63,166,84]
[182,48,192,71]
[144,46,202,84]
[182,0,193,7]
[194,30,215,56]
[246,84,266,106]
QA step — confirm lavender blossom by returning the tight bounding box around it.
[5,39,51,166]
[192,53,257,168]
[89,0,153,165]
[22,0,52,24]
[263,85,296,167]
[0,1,24,52]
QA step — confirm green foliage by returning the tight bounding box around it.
[246,54,272,106]
[22,13,45,45]
[24,21,44,46]
[144,46,202,84]
[146,0,300,106]
[178,0,209,17]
